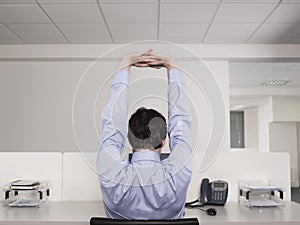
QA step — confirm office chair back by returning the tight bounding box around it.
[90,217,199,225]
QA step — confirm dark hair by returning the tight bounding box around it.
[128,107,167,150]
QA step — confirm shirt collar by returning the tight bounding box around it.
[131,150,161,163]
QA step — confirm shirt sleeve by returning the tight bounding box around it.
[164,69,193,176]
[97,70,129,183]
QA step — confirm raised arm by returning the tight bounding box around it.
[147,53,192,173]
[98,49,157,182]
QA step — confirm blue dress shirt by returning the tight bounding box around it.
[98,69,192,220]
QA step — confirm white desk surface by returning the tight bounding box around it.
[1,201,300,225]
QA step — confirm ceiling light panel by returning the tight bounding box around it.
[260,80,291,86]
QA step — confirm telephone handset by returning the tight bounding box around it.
[200,178,228,206]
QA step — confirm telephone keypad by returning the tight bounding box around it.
[212,191,225,201]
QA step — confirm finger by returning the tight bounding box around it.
[150,66,162,69]
[141,49,153,56]
[134,63,150,67]
[143,55,162,60]
[136,58,158,64]
[146,52,161,57]
[147,61,165,66]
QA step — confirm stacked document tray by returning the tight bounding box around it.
[3,180,50,207]
[239,180,285,208]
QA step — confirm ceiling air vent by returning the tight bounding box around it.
[260,80,290,86]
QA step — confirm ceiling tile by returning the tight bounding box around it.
[160,4,218,22]
[248,36,294,43]
[41,4,103,23]
[267,4,300,22]
[288,62,300,70]
[281,0,300,3]
[254,62,296,70]
[57,23,110,38]
[0,38,23,44]
[23,38,68,44]
[0,24,16,38]
[222,0,279,3]
[101,4,157,23]
[290,35,300,43]
[112,37,154,43]
[0,0,35,4]
[230,77,269,87]
[214,4,276,23]
[229,62,260,71]
[68,37,112,44]
[206,23,259,37]
[160,23,209,39]
[161,0,220,3]
[100,0,157,3]
[251,22,300,39]
[204,36,250,43]
[109,23,156,39]
[204,23,260,43]
[0,5,50,24]
[159,37,203,43]
[37,0,96,3]
[7,23,63,38]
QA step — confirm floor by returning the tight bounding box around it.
[291,188,300,204]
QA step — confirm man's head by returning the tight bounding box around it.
[128,107,167,151]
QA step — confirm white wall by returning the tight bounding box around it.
[0,44,298,202]
[0,61,89,152]
[0,152,291,202]
[244,107,258,150]
[189,152,291,202]
[269,122,299,187]
[258,97,273,152]
[0,153,62,201]
[298,123,300,186]
[0,45,229,156]
[272,96,300,122]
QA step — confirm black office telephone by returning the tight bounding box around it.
[185,178,228,216]
[200,178,228,206]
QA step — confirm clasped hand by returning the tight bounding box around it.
[119,49,176,71]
